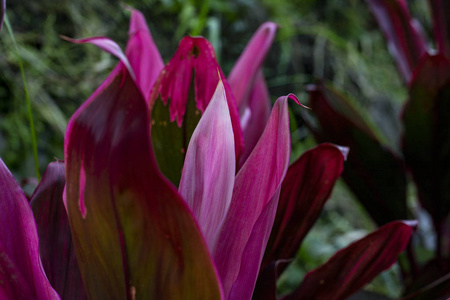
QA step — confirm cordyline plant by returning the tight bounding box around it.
[0,7,416,300]
[302,0,450,299]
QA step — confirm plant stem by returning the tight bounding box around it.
[4,14,40,179]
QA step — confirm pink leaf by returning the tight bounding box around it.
[179,80,235,248]
[61,35,135,81]
[212,94,299,300]
[228,22,277,109]
[125,9,164,101]
[0,158,59,300]
[152,36,244,160]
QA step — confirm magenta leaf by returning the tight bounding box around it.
[0,158,59,299]
[305,82,407,226]
[30,161,86,299]
[366,0,427,83]
[262,143,346,270]
[238,71,272,167]
[428,0,450,58]
[178,80,235,248]
[125,8,163,101]
[212,94,299,300]
[150,36,243,185]
[283,220,417,300]
[403,53,450,235]
[228,22,277,109]
[64,63,223,299]
[62,36,135,80]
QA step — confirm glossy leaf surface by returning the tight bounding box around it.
[284,221,417,300]
[212,94,298,300]
[262,143,345,270]
[31,161,86,299]
[64,64,223,300]
[0,158,59,300]
[179,81,235,248]
[305,83,407,226]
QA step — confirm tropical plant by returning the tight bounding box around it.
[0,6,416,300]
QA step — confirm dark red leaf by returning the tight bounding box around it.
[428,0,450,58]
[283,220,417,300]
[31,161,87,299]
[262,143,345,270]
[304,83,407,226]
[403,53,450,234]
[366,0,427,83]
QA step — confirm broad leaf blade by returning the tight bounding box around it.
[179,80,235,248]
[366,0,427,83]
[262,143,345,270]
[284,220,416,300]
[305,83,407,226]
[31,161,86,299]
[212,94,298,299]
[64,65,223,299]
[403,53,450,230]
[0,158,59,300]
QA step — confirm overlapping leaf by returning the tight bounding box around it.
[283,221,417,300]
[64,63,223,299]
[262,143,346,270]
[150,37,243,185]
[212,94,298,300]
[403,53,450,230]
[30,161,86,299]
[304,82,407,226]
[428,0,450,58]
[366,0,427,83]
[0,158,59,300]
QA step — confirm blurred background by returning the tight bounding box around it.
[0,0,431,298]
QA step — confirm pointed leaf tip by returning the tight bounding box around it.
[61,35,136,81]
[285,220,416,300]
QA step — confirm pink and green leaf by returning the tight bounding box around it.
[150,36,243,185]
[402,53,450,230]
[262,143,346,270]
[283,220,417,300]
[178,80,235,248]
[305,82,407,226]
[64,64,223,299]
[0,158,59,300]
[31,161,86,299]
[212,94,299,300]
[366,0,427,83]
